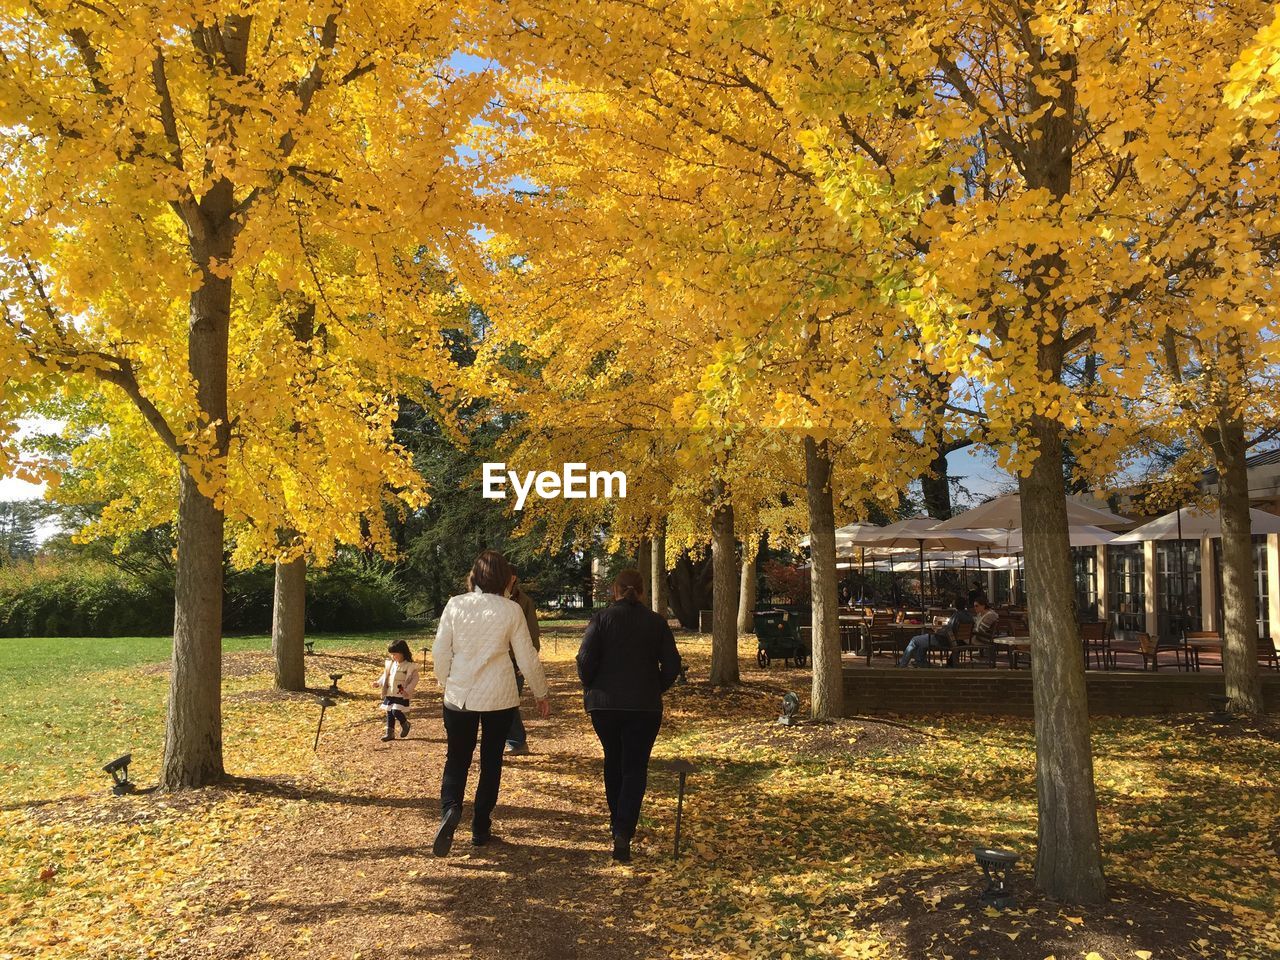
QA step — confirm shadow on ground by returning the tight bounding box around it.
[160,658,659,960]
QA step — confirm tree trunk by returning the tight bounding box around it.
[709,489,740,686]
[1020,415,1106,903]
[581,551,594,609]
[667,549,711,629]
[272,556,307,692]
[920,447,953,520]
[806,437,843,719]
[270,299,314,694]
[637,537,653,604]
[651,525,669,618]
[737,546,758,636]
[1212,416,1263,714]
[161,210,233,790]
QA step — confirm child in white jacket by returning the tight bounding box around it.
[373,639,420,742]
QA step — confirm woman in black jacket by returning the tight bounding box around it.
[576,568,682,863]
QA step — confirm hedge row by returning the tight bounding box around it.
[0,562,407,637]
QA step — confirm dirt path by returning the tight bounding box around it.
[163,653,662,960]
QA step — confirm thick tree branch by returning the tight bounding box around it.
[93,360,185,456]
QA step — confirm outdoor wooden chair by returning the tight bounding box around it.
[943,621,996,667]
[1259,635,1280,671]
[1080,621,1109,670]
[1131,631,1186,671]
[865,623,907,665]
[1105,631,1145,670]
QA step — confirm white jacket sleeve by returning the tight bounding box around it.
[433,602,454,688]
[509,606,549,700]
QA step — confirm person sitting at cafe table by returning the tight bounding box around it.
[948,595,1001,666]
[897,596,974,668]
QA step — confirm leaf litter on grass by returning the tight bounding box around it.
[2,630,1278,960]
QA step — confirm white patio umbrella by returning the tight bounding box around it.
[861,518,997,605]
[861,517,997,551]
[835,521,890,542]
[983,555,1022,570]
[933,494,1132,532]
[798,527,880,555]
[800,522,886,595]
[981,524,1120,555]
[800,521,884,550]
[1109,506,1280,542]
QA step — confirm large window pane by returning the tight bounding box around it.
[1156,540,1201,640]
[1106,544,1144,637]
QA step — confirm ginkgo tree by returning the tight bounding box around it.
[0,0,493,788]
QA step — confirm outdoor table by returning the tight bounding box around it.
[1184,637,1223,672]
[802,621,868,654]
[993,636,1032,669]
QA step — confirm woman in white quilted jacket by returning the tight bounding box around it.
[431,549,550,856]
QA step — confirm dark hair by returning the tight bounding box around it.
[467,549,514,595]
[387,639,413,662]
[973,595,991,610]
[613,568,645,602]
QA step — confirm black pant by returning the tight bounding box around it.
[383,697,409,737]
[506,673,527,747]
[589,709,662,840]
[441,705,517,832]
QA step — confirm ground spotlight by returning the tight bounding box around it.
[102,754,134,796]
[777,692,800,726]
[973,846,1019,909]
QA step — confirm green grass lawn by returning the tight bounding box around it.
[0,631,418,803]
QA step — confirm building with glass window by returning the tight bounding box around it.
[1085,450,1280,641]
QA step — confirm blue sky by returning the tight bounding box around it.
[948,445,1016,506]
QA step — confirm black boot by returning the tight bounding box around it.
[611,832,631,863]
[433,804,462,857]
[397,712,410,739]
[381,712,396,742]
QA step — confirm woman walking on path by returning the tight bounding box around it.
[432,550,550,856]
[577,569,682,863]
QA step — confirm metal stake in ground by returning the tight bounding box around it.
[664,758,697,859]
[313,695,336,751]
